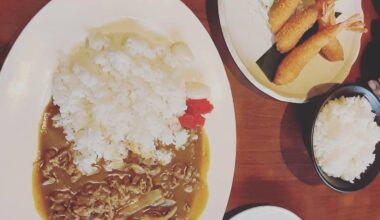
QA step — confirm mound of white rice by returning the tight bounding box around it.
[313,96,380,183]
[52,32,201,175]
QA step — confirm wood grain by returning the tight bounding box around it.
[1,0,379,219]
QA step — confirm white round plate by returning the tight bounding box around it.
[230,206,301,220]
[0,0,236,219]
[219,0,364,103]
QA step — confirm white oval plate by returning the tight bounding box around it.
[219,0,364,103]
[230,206,301,220]
[0,0,236,219]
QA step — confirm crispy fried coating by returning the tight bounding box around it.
[269,0,302,33]
[275,6,319,53]
[320,37,344,61]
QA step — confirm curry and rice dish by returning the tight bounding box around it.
[33,21,213,220]
[35,103,209,220]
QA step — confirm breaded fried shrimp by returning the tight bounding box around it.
[275,5,320,53]
[273,14,367,85]
[269,0,302,33]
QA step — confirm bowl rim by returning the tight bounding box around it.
[310,83,380,193]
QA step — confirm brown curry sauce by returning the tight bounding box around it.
[33,101,209,220]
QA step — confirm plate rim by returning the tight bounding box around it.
[230,205,302,220]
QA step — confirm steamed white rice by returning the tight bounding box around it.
[313,96,380,183]
[52,32,202,175]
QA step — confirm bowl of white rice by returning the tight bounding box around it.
[311,84,380,192]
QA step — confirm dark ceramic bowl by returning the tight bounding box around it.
[310,84,380,192]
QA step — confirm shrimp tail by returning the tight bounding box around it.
[318,0,344,61]
[320,0,334,24]
[343,17,368,32]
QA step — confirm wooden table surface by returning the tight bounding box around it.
[1,0,379,219]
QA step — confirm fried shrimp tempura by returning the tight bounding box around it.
[275,5,320,53]
[273,14,367,85]
[318,0,344,61]
[269,0,302,33]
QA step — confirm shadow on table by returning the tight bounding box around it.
[223,203,268,220]
[205,0,267,96]
[279,104,320,185]
[223,175,295,219]
[360,15,380,82]
[278,84,339,185]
